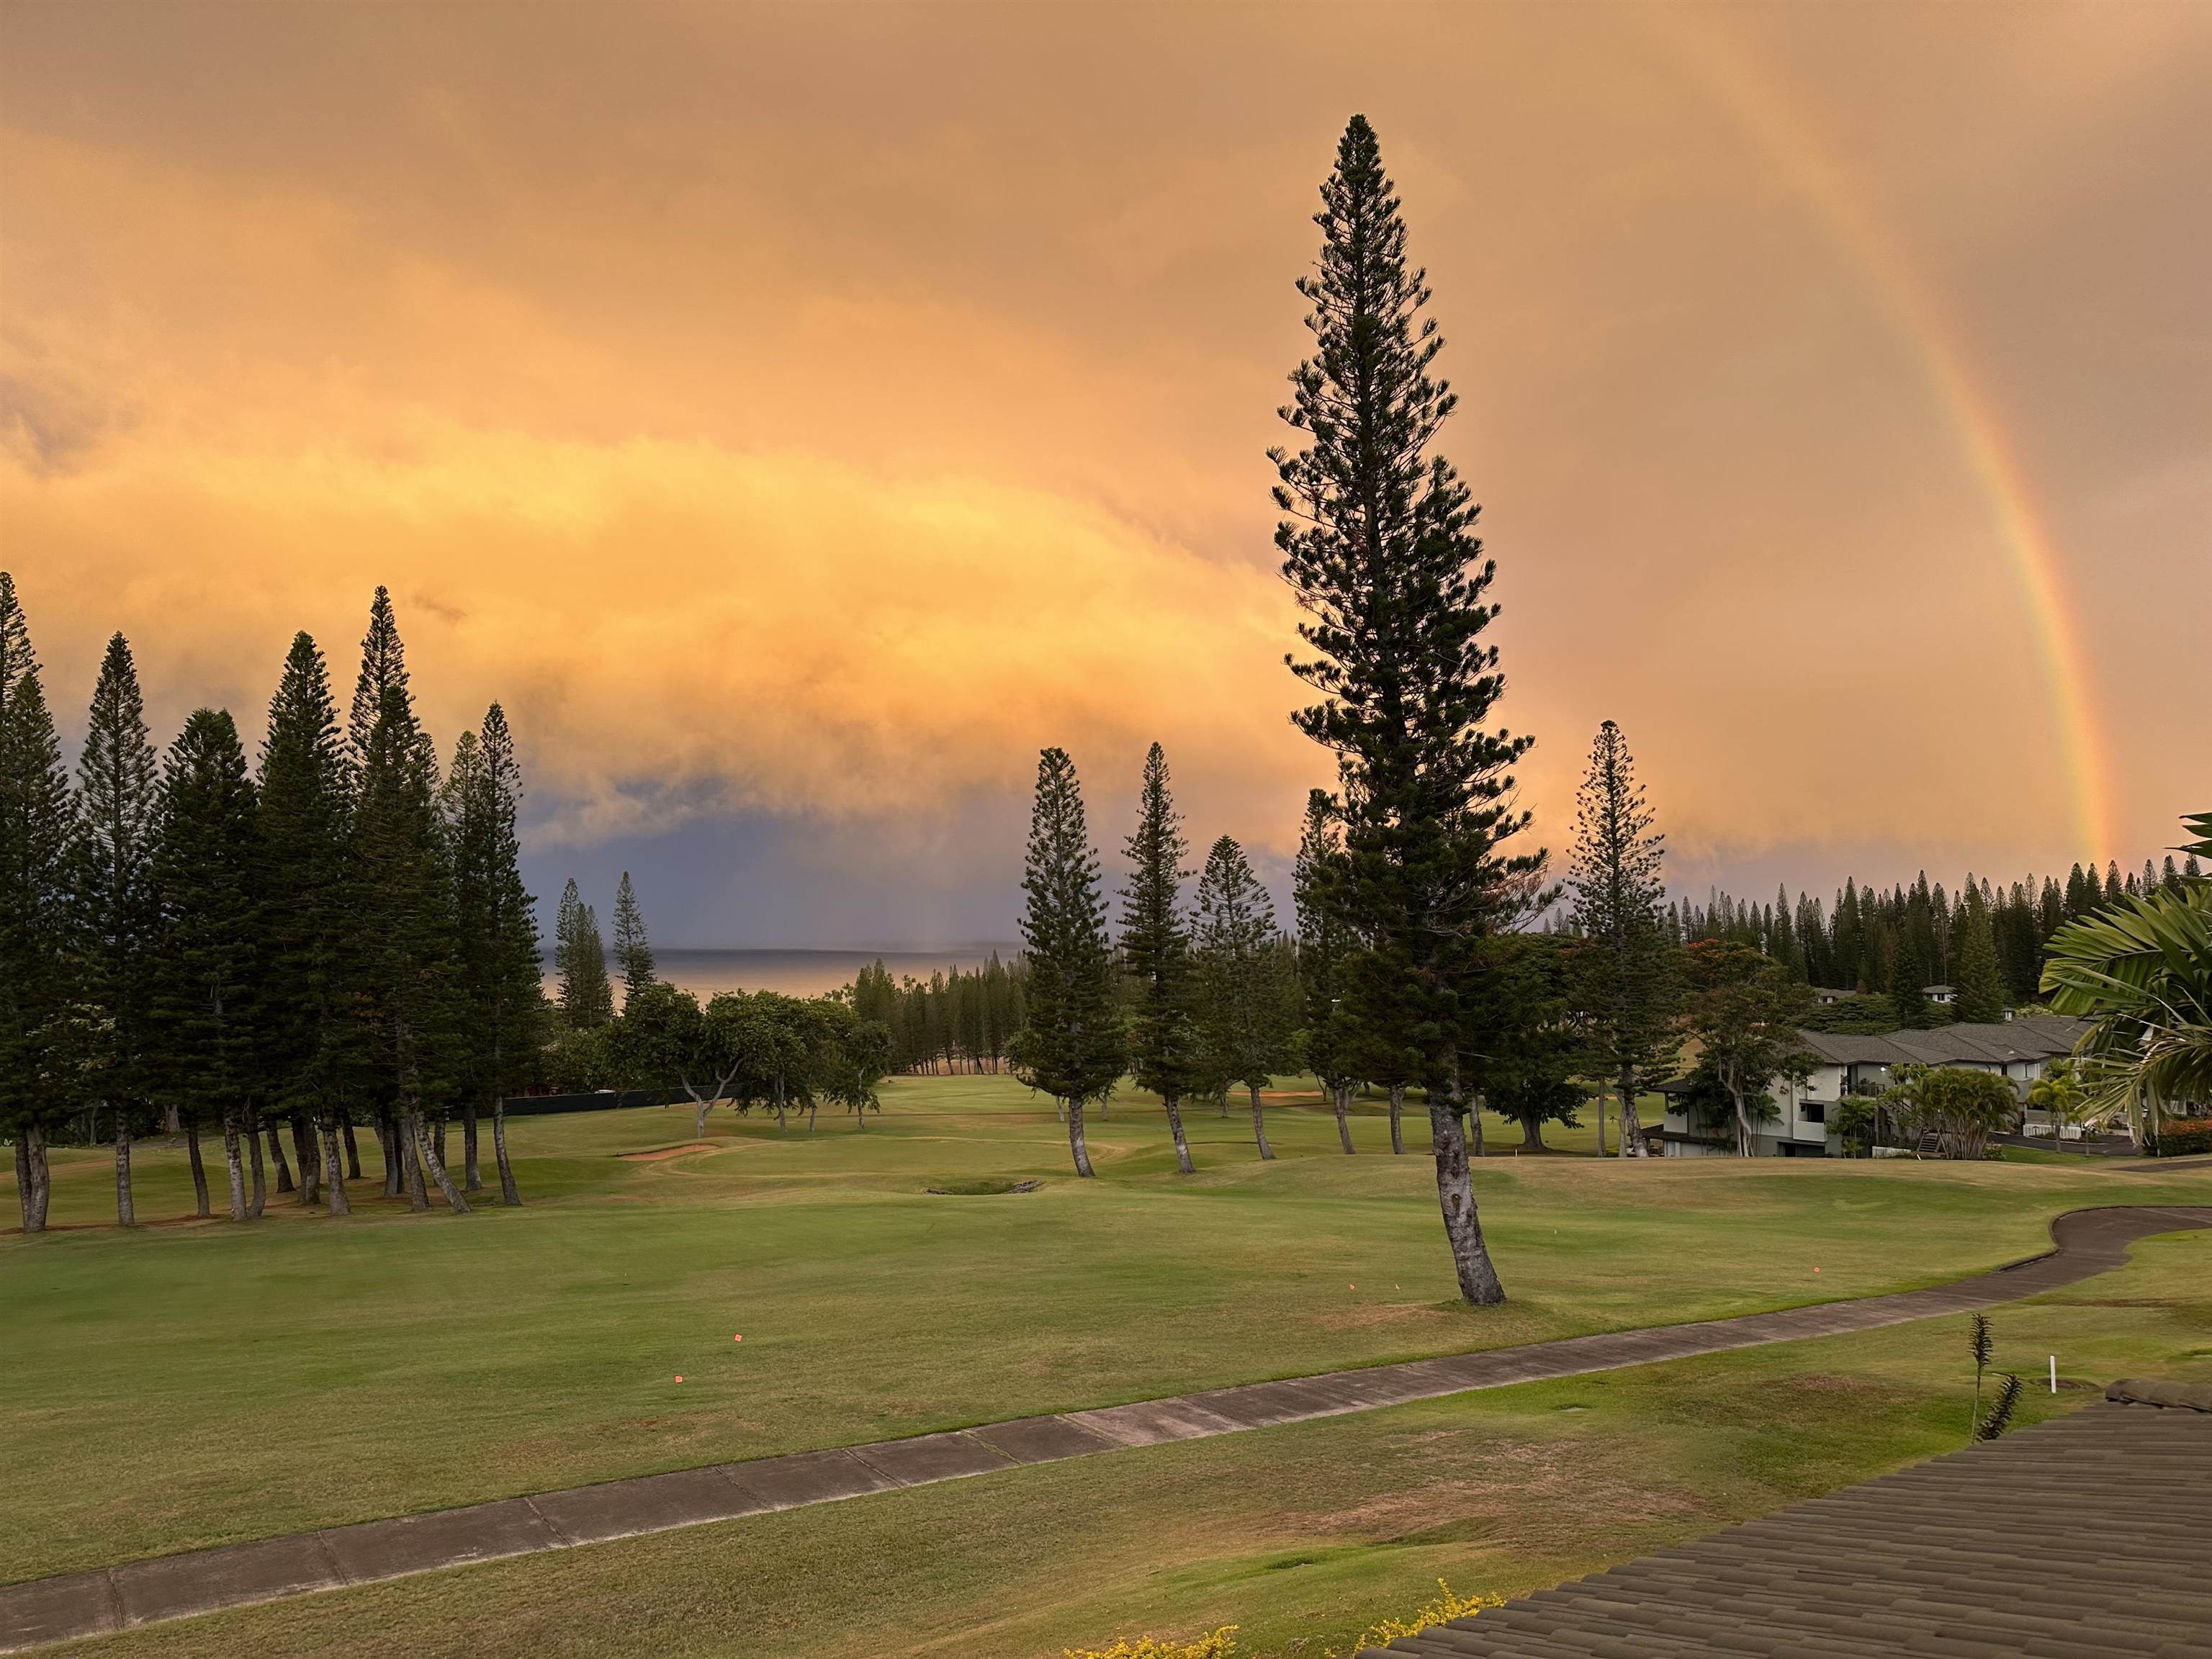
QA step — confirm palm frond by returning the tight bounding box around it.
[1974,1372,2023,1442]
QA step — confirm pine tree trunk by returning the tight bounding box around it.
[1618,1065,1647,1156]
[1066,1096,1096,1178]
[493,1098,521,1206]
[267,1122,295,1195]
[1247,1083,1274,1161]
[114,1120,135,1227]
[462,1105,481,1191]
[435,1115,449,1174]
[401,1115,428,1211]
[28,1126,50,1231]
[1388,1084,1406,1154]
[292,1115,320,1205]
[379,1112,402,1197]
[1334,1083,1356,1154]
[15,1135,40,1233]
[222,1114,247,1221]
[410,1110,470,1214]
[1429,1087,1506,1305]
[1596,1090,1608,1156]
[343,1117,362,1179]
[320,1118,351,1217]
[186,1123,210,1218]
[1164,1092,1195,1174]
[248,1121,267,1217]
[162,1102,181,1136]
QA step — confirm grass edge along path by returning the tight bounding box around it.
[4,1203,2204,1655]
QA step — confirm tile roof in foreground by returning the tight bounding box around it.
[1367,1380,2212,1657]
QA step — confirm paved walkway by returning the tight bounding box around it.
[5,1203,2207,1653]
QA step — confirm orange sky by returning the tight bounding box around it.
[3,2,2206,941]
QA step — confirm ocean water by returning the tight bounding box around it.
[540,945,1021,1003]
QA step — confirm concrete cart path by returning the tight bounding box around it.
[6,1203,2208,1654]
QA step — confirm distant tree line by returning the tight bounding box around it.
[847,955,1028,1074]
[2,575,542,1231]
[536,873,894,1137]
[1619,852,2200,1022]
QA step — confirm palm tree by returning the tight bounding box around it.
[2039,811,2212,1147]
[2026,1058,2096,1143]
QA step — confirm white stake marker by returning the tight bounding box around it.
[2049,1354,2058,1394]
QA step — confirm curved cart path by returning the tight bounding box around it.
[6,1203,2208,1653]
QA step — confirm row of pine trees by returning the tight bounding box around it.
[1,576,543,1231]
[848,955,1029,1074]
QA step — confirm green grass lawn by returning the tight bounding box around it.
[4,1074,2207,1620]
[45,1228,2212,1659]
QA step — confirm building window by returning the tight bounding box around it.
[1801,1101,1825,1124]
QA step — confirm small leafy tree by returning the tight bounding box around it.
[813,1001,889,1130]
[1831,1094,1879,1157]
[1681,941,1813,1156]
[615,981,711,1134]
[1475,935,1586,1153]
[2026,1058,2093,1143]
[1882,1064,2017,1160]
[732,991,814,1133]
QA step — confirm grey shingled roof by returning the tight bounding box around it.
[1367,1383,2212,1657]
[1794,1030,1910,1065]
[1792,1017,2091,1071]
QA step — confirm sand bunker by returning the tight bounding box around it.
[617,1143,720,1163]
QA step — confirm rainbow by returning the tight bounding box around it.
[1647,16,2116,859]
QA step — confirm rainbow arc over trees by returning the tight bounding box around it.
[1657,17,2116,858]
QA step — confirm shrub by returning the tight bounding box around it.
[1881,1064,2018,1159]
[1343,1581,1503,1653]
[2146,1120,2212,1157]
[1065,1628,1238,1659]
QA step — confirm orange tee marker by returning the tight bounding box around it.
[675,1375,685,1382]
[734,1334,743,1342]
